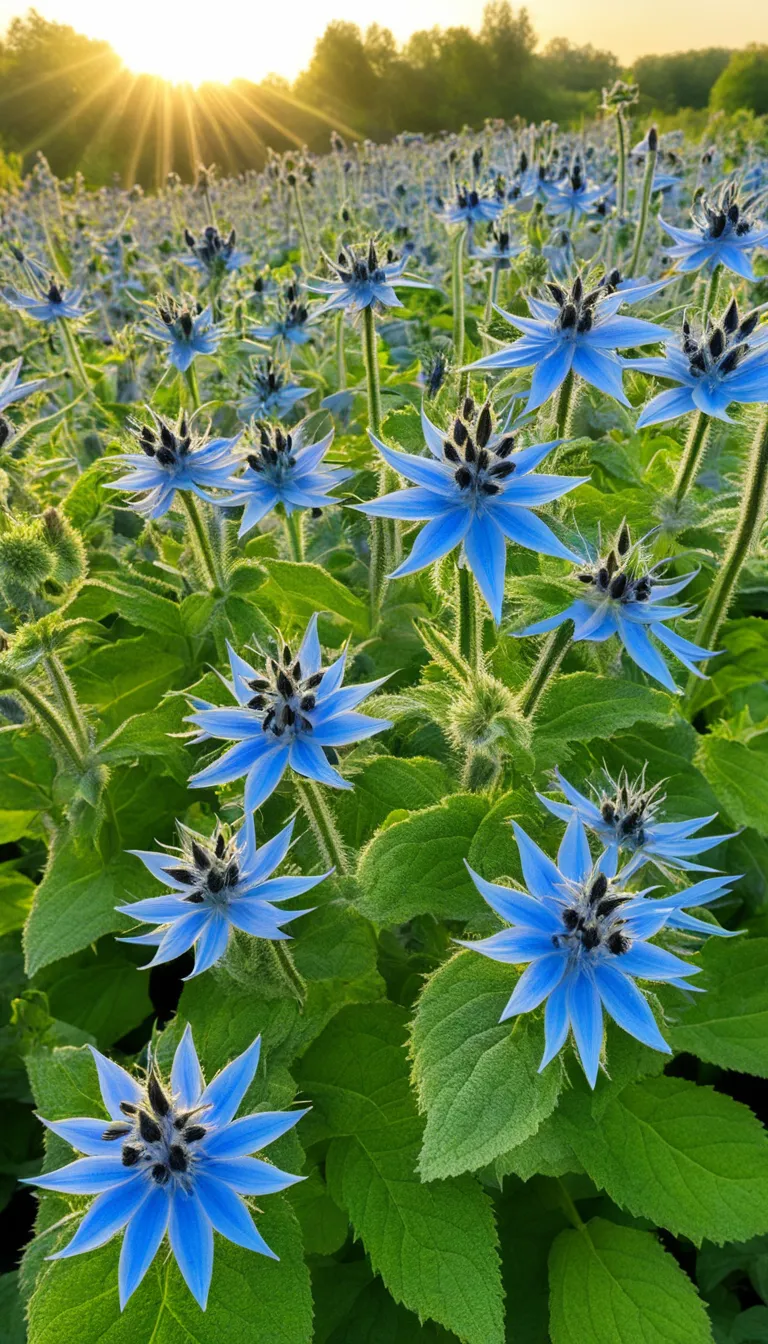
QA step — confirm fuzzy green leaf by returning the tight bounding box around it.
[668,938,768,1077]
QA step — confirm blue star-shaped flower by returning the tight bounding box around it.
[516,522,716,693]
[237,358,312,422]
[437,185,505,228]
[25,1027,305,1309]
[227,420,352,538]
[2,277,88,323]
[181,225,249,277]
[543,163,608,218]
[661,181,768,280]
[538,766,737,880]
[105,412,240,519]
[250,285,312,346]
[466,269,670,411]
[630,300,768,425]
[186,615,391,812]
[145,297,222,372]
[460,815,712,1086]
[358,399,584,623]
[0,357,47,410]
[307,240,432,316]
[117,813,330,976]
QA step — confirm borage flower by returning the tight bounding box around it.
[2,277,88,324]
[146,296,222,372]
[26,1028,304,1309]
[661,181,768,280]
[438,185,504,228]
[359,396,584,622]
[460,816,702,1086]
[307,240,431,316]
[105,411,240,519]
[0,357,47,410]
[251,285,312,346]
[228,419,351,538]
[539,766,737,878]
[181,225,249,277]
[118,813,329,976]
[186,614,390,812]
[466,268,670,411]
[517,522,715,692]
[544,163,608,219]
[631,300,768,425]
[237,357,312,422]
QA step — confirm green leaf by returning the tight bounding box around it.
[668,938,768,1077]
[695,736,768,836]
[532,673,673,767]
[286,1164,348,1255]
[258,559,369,635]
[65,575,183,639]
[564,1076,768,1245]
[71,636,187,734]
[410,952,563,1180]
[496,1178,570,1344]
[33,946,151,1048]
[335,756,452,848]
[298,1003,505,1344]
[356,795,489,924]
[549,1217,713,1344]
[0,730,55,812]
[26,1198,311,1344]
[0,871,35,936]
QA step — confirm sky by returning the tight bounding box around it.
[0,0,765,85]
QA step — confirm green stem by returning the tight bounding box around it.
[183,364,201,411]
[628,136,657,275]
[43,654,90,757]
[270,940,307,1007]
[519,621,573,718]
[616,107,628,218]
[291,181,312,265]
[555,370,575,440]
[451,228,467,396]
[285,508,305,563]
[295,779,349,875]
[336,310,347,390]
[702,263,721,321]
[177,491,224,591]
[59,320,89,392]
[557,1179,586,1232]
[456,563,483,671]
[483,261,500,328]
[673,411,710,505]
[685,409,768,694]
[362,305,389,621]
[12,680,86,772]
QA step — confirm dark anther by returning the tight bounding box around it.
[180,311,194,337]
[167,867,194,885]
[183,1124,206,1143]
[496,436,515,458]
[479,481,501,495]
[122,1144,142,1167]
[263,709,275,732]
[601,802,616,823]
[120,1101,138,1116]
[607,931,630,955]
[588,873,609,904]
[277,670,293,697]
[248,677,270,691]
[476,404,492,447]
[597,566,610,588]
[709,328,724,359]
[282,705,296,727]
[634,576,652,601]
[184,891,205,904]
[581,926,600,950]
[191,841,210,870]
[477,448,489,471]
[464,439,477,464]
[610,573,628,599]
[617,523,630,556]
[207,868,225,894]
[248,694,266,710]
[453,419,468,446]
[560,303,577,329]
[455,466,472,490]
[306,671,324,688]
[596,897,626,919]
[547,282,566,306]
[462,396,475,420]
[444,443,460,464]
[215,834,226,858]
[155,447,176,467]
[572,275,583,303]
[739,311,760,339]
[292,660,302,680]
[168,1144,188,1172]
[152,1163,170,1185]
[247,455,263,472]
[562,908,579,931]
[138,1111,162,1144]
[225,862,239,887]
[605,550,618,576]
[577,310,593,334]
[300,694,316,711]
[578,573,594,584]
[723,298,739,333]
[148,1073,170,1117]
[489,460,515,479]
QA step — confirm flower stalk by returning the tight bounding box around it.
[519,621,573,717]
[295,778,349,875]
[628,127,658,275]
[673,411,711,505]
[451,228,468,396]
[177,491,225,591]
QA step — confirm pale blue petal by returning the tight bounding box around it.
[89,1046,142,1120]
[288,735,352,790]
[169,1189,213,1309]
[193,1173,278,1257]
[557,815,592,885]
[186,916,230,978]
[527,342,574,411]
[594,962,671,1053]
[30,1157,131,1195]
[567,973,603,1087]
[205,1155,303,1195]
[118,1185,169,1309]
[463,516,507,623]
[202,1109,308,1159]
[617,942,701,981]
[539,978,570,1072]
[512,822,566,901]
[171,1023,204,1108]
[48,1176,149,1260]
[200,1035,262,1125]
[244,746,290,813]
[465,863,562,931]
[390,509,471,578]
[500,953,566,1020]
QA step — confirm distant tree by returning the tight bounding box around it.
[540,38,619,94]
[632,48,731,111]
[710,45,768,116]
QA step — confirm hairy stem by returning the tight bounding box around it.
[362,304,390,620]
[673,411,710,505]
[555,369,575,441]
[616,107,628,218]
[519,621,573,718]
[702,263,721,321]
[628,135,658,275]
[295,779,349,875]
[336,310,347,390]
[452,227,467,397]
[686,409,768,693]
[12,679,86,772]
[43,653,90,757]
[177,491,225,591]
[456,563,483,672]
[183,363,201,411]
[270,939,307,1007]
[284,509,305,563]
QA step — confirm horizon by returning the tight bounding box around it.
[0,0,765,87]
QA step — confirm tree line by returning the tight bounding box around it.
[0,4,764,188]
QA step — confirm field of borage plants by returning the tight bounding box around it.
[2,92,768,1344]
